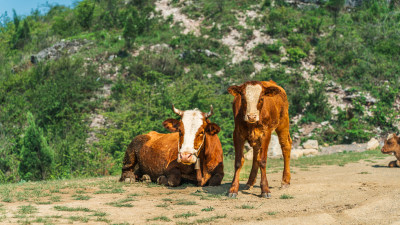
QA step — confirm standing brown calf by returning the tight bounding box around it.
[227,80,292,198]
[119,106,224,186]
[381,133,400,167]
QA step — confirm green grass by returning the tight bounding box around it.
[223,150,386,181]
[18,205,38,214]
[50,196,61,202]
[266,211,278,215]
[106,197,135,207]
[92,212,107,217]
[156,203,169,208]
[72,194,91,200]
[201,206,214,212]
[68,216,89,223]
[236,204,255,209]
[173,212,198,219]
[54,206,92,212]
[94,188,124,194]
[195,214,227,224]
[175,199,197,205]
[280,194,294,199]
[359,171,370,174]
[147,216,172,222]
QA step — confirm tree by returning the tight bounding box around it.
[123,14,138,48]
[75,0,95,30]
[19,112,54,181]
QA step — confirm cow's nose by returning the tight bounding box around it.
[247,114,257,122]
[180,152,193,162]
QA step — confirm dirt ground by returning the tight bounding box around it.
[2,157,400,225]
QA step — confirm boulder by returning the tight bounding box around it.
[303,139,318,149]
[302,149,319,156]
[367,138,379,150]
[291,149,304,159]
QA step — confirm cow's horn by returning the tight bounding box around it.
[172,104,184,116]
[205,105,214,118]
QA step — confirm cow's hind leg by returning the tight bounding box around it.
[166,168,182,187]
[276,122,292,188]
[388,160,399,168]
[245,147,259,190]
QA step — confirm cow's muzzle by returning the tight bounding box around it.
[245,113,258,123]
[178,152,197,165]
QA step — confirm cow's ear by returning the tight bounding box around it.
[205,123,220,135]
[263,86,281,97]
[163,119,180,132]
[228,85,241,96]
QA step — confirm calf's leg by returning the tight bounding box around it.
[245,147,259,190]
[259,132,272,198]
[276,121,292,188]
[228,133,246,198]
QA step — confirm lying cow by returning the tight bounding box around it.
[119,105,224,186]
[227,80,292,198]
[381,133,400,167]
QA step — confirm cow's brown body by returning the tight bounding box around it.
[381,133,400,167]
[119,109,224,187]
[227,81,292,198]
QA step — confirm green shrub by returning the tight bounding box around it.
[287,47,307,63]
[19,112,54,181]
[75,0,95,30]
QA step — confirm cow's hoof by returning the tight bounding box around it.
[281,183,290,189]
[228,193,237,198]
[261,192,271,198]
[142,174,151,183]
[157,176,167,185]
[244,184,253,190]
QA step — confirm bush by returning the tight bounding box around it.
[75,0,95,30]
[287,47,307,63]
[19,112,54,181]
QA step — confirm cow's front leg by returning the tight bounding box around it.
[388,160,400,168]
[245,147,259,190]
[158,168,182,187]
[228,132,246,198]
[259,132,272,198]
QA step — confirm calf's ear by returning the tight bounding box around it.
[205,123,221,135]
[228,85,241,96]
[263,86,281,97]
[163,119,180,132]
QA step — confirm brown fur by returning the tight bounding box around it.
[381,133,400,168]
[119,114,224,187]
[227,80,292,197]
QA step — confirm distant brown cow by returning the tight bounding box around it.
[381,133,400,167]
[227,80,292,198]
[119,105,224,186]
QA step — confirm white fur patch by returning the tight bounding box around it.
[245,84,262,121]
[180,109,204,154]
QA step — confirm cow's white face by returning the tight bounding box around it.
[178,110,205,164]
[244,84,262,123]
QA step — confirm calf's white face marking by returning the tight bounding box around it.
[387,133,394,140]
[244,84,262,122]
[180,109,204,155]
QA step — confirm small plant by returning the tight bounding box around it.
[107,197,135,207]
[54,206,92,212]
[147,216,171,222]
[195,214,227,223]
[236,204,255,209]
[267,211,278,215]
[156,203,169,208]
[72,194,91,200]
[18,205,38,214]
[173,212,198,218]
[359,171,370,174]
[280,194,294,199]
[175,200,197,205]
[201,206,214,212]
[50,196,61,202]
[68,216,89,223]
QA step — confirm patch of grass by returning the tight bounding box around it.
[156,203,169,208]
[50,196,61,202]
[280,194,294,199]
[162,198,173,202]
[173,212,198,218]
[359,171,370,174]
[201,206,214,212]
[72,194,91,200]
[18,205,38,214]
[92,212,107,217]
[36,201,52,205]
[266,211,278,215]
[75,190,87,194]
[106,197,135,207]
[94,188,124,194]
[236,204,255,209]
[195,214,227,223]
[175,199,197,205]
[68,216,89,223]
[96,217,111,223]
[128,192,143,197]
[54,206,92,212]
[147,216,171,222]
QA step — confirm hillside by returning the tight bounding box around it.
[0,0,399,182]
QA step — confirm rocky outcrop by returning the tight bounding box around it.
[31,39,90,64]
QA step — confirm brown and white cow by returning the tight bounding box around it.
[227,80,292,198]
[119,105,224,186]
[381,133,400,168]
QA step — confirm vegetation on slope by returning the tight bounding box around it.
[0,0,398,182]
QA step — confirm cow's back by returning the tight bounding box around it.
[137,131,179,181]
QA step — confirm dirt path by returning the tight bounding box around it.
[2,157,400,224]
